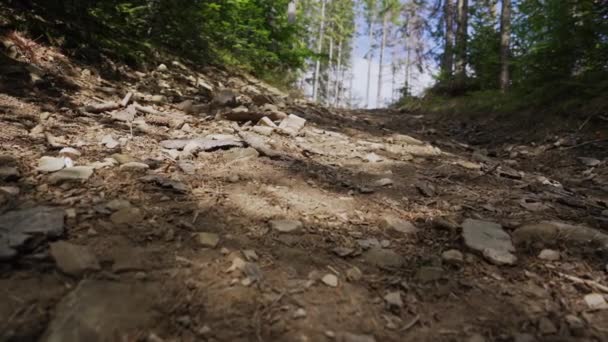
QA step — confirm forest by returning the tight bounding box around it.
[6,0,608,111]
[1,1,608,341]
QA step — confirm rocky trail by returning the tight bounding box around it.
[1,43,608,342]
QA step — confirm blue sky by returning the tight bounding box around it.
[350,7,435,108]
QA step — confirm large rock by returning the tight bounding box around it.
[381,216,418,235]
[0,206,65,260]
[42,280,158,342]
[462,219,517,265]
[513,221,608,251]
[278,114,306,136]
[49,241,100,276]
[37,156,65,173]
[48,167,94,184]
[0,166,20,180]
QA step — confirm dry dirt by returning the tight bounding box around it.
[1,35,608,342]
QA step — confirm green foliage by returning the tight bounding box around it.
[13,0,312,80]
[422,0,607,115]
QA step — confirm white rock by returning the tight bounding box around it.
[384,291,403,308]
[322,274,338,287]
[120,162,150,171]
[382,216,418,235]
[101,134,119,149]
[442,249,464,264]
[37,156,65,173]
[538,249,560,261]
[584,293,608,310]
[293,308,307,319]
[59,147,81,158]
[270,219,303,233]
[462,219,517,266]
[48,166,94,184]
[195,233,220,248]
[278,114,306,136]
[365,153,383,163]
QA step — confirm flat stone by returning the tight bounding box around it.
[0,206,65,260]
[390,134,425,146]
[584,293,608,310]
[382,216,418,235]
[482,248,518,266]
[223,147,259,163]
[58,147,81,158]
[119,162,149,171]
[37,156,65,173]
[578,157,601,167]
[101,134,119,149]
[372,178,393,187]
[462,219,517,265]
[41,280,158,342]
[0,186,19,196]
[384,291,403,308]
[195,232,220,248]
[48,167,94,184]
[49,241,100,276]
[362,247,404,269]
[538,249,560,261]
[442,249,464,264]
[322,274,338,287]
[111,154,138,164]
[270,219,303,233]
[513,221,608,251]
[278,114,306,135]
[110,207,144,225]
[416,266,444,283]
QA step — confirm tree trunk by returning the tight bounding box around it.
[365,20,374,109]
[442,0,455,81]
[404,46,411,97]
[376,11,388,107]
[499,0,511,93]
[327,36,334,104]
[334,40,343,107]
[454,0,468,88]
[312,0,327,102]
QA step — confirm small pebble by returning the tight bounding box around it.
[322,274,338,287]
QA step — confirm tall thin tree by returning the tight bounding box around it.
[442,0,455,82]
[312,0,327,102]
[499,0,511,92]
[454,0,468,88]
